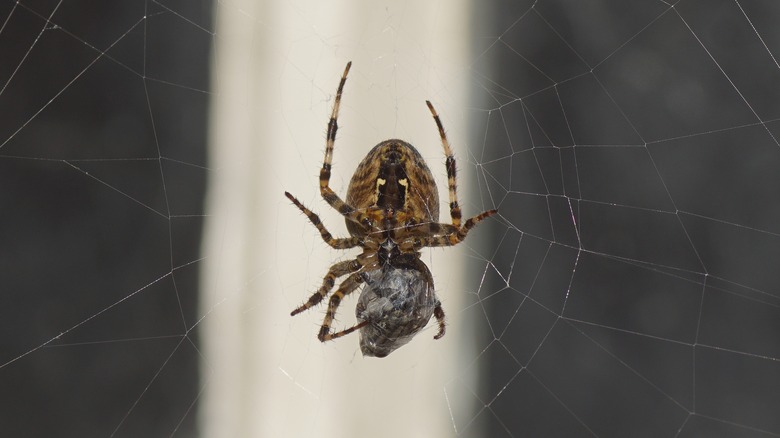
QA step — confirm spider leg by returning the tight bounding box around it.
[318,271,365,342]
[319,61,356,218]
[404,221,458,236]
[433,301,446,340]
[285,191,361,249]
[405,255,445,340]
[422,101,498,247]
[291,259,361,316]
[399,209,498,251]
[323,320,370,341]
[426,100,463,228]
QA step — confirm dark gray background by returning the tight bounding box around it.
[0,1,209,436]
[471,1,780,437]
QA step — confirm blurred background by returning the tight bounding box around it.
[1,0,779,437]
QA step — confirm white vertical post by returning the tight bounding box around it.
[201,1,475,436]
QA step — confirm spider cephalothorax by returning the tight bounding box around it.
[285,61,497,357]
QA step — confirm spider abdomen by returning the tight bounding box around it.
[356,259,438,358]
[345,140,439,237]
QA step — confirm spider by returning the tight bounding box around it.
[285,61,497,357]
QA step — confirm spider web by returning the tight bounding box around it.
[1,0,779,437]
[0,1,209,436]
[466,0,780,436]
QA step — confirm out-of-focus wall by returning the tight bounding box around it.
[201,1,476,436]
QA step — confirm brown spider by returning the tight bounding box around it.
[285,62,497,357]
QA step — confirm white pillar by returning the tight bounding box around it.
[201,1,475,436]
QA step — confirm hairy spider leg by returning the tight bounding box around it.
[421,100,498,246]
[284,191,361,249]
[319,61,356,218]
[433,303,446,340]
[290,258,361,316]
[398,208,498,252]
[323,320,370,341]
[318,272,367,341]
[426,100,463,228]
